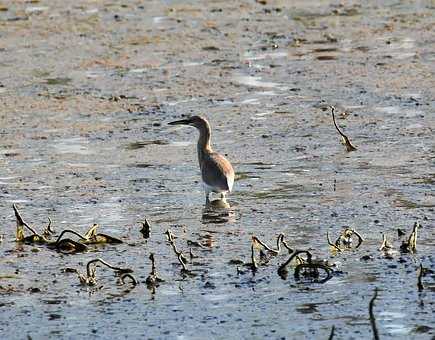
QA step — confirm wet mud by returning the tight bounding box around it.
[1,0,434,339]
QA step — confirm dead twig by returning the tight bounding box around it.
[42,217,55,237]
[378,233,393,251]
[294,262,333,283]
[55,229,88,244]
[369,288,380,340]
[252,236,280,255]
[417,263,425,292]
[250,243,258,271]
[279,235,294,254]
[86,258,133,277]
[13,204,38,240]
[278,250,312,279]
[165,230,189,272]
[139,218,151,239]
[120,273,138,286]
[328,325,335,340]
[330,106,357,152]
[146,253,165,289]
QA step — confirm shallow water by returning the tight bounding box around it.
[0,0,434,339]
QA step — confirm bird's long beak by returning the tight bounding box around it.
[168,119,191,126]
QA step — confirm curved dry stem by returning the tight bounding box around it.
[280,238,293,254]
[54,238,87,253]
[84,224,99,239]
[47,217,53,232]
[350,229,364,248]
[13,204,38,236]
[86,258,133,277]
[252,236,279,255]
[275,233,293,254]
[278,250,312,278]
[294,263,333,283]
[55,229,87,244]
[330,106,357,152]
[326,231,342,252]
[120,273,138,286]
[378,233,392,251]
[165,230,189,272]
[330,106,346,138]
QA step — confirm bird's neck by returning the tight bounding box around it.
[197,123,212,163]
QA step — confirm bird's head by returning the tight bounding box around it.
[168,115,209,129]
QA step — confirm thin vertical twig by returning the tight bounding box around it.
[369,288,380,340]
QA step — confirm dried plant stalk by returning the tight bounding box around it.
[330,106,357,152]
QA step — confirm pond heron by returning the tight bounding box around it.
[168,116,235,205]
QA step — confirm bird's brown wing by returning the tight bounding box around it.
[201,152,234,192]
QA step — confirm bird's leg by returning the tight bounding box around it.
[205,191,211,205]
[220,192,227,203]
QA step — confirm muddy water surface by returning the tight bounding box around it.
[1,0,434,339]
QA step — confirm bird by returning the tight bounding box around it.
[168,116,235,206]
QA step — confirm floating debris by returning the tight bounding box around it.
[330,106,357,152]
